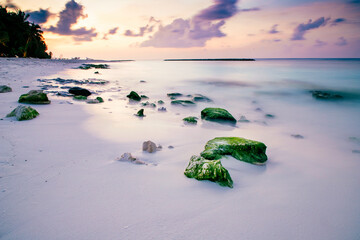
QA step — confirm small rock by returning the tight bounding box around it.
[171,100,195,106]
[141,101,156,107]
[157,100,164,104]
[135,109,145,117]
[201,108,236,124]
[6,105,39,121]
[86,99,100,104]
[140,80,146,83]
[168,145,174,149]
[291,134,304,139]
[255,107,262,112]
[18,90,51,104]
[69,87,91,97]
[127,91,141,101]
[0,85,12,93]
[142,140,157,153]
[158,107,167,112]
[94,71,99,74]
[167,93,183,98]
[238,115,250,122]
[108,98,113,101]
[141,95,149,99]
[311,90,343,100]
[183,116,198,124]
[73,95,87,100]
[22,86,29,88]
[265,114,275,118]
[192,94,212,102]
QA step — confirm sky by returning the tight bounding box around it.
[2,0,360,59]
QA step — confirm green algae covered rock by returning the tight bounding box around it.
[201,108,236,124]
[73,95,87,100]
[18,90,50,104]
[171,100,195,106]
[184,155,233,188]
[127,91,141,101]
[78,64,109,70]
[0,85,12,93]
[201,137,267,165]
[183,116,198,124]
[96,97,104,103]
[136,109,145,117]
[6,105,39,121]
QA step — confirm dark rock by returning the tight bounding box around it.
[238,115,250,122]
[311,90,343,100]
[142,140,157,153]
[69,87,91,97]
[192,94,212,102]
[158,107,167,112]
[78,64,109,70]
[201,108,236,124]
[184,155,233,188]
[141,95,149,99]
[200,137,268,165]
[0,85,12,93]
[135,109,145,117]
[291,134,304,139]
[18,90,50,104]
[167,93,183,98]
[171,100,195,106]
[183,116,198,124]
[94,71,99,74]
[168,145,174,149]
[127,91,141,101]
[141,101,156,107]
[73,95,87,100]
[265,114,275,119]
[140,80,146,83]
[6,105,39,121]
[158,100,164,104]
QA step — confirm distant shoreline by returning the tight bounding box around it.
[164,58,255,61]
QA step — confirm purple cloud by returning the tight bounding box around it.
[331,18,346,26]
[314,39,327,47]
[141,0,241,48]
[335,37,348,46]
[269,24,279,34]
[240,7,260,12]
[124,17,160,37]
[27,8,53,24]
[4,0,18,9]
[103,27,119,40]
[291,17,330,40]
[46,0,97,42]
[195,0,238,20]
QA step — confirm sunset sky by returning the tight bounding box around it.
[2,0,360,59]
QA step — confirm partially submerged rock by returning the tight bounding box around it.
[73,95,87,100]
[18,90,50,104]
[157,100,164,104]
[184,155,233,188]
[135,109,145,117]
[86,99,100,104]
[200,137,267,165]
[142,140,157,153]
[311,90,343,100]
[69,87,91,97]
[0,85,12,93]
[141,101,156,108]
[127,91,141,101]
[167,93,183,98]
[183,116,198,124]
[6,105,39,121]
[192,94,212,102]
[117,153,146,165]
[78,64,109,70]
[238,115,250,123]
[291,134,304,139]
[201,108,236,124]
[158,107,167,112]
[171,100,195,106]
[141,95,149,99]
[96,97,104,103]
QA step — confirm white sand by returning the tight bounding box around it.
[0,58,360,240]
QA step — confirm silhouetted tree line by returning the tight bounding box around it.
[0,6,51,58]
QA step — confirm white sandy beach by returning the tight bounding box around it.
[1,58,360,240]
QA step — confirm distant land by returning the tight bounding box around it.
[164,58,255,61]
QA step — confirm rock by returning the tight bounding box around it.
[142,140,157,153]
[96,97,104,103]
[78,64,109,70]
[183,116,198,124]
[135,109,145,117]
[311,90,343,100]
[141,101,156,107]
[167,93,183,98]
[255,107,262,112]
[127,91,141,101]
[184,155,233,188]
[171,100,195,106]
[192,94,212,102]
[86,99,100,104]
[265,114,275,118]
[157,100,164,104]
[158,107,167,112]
[238,115,250,122]
[168,145,174,149]
[201,108,236,124]
[0,85,12,93]
[6,105,39,121]
[94,71,99,74]
[73,95,87,100]
[291,134,304,139]
[117,153,146,165]
[69,87,91,97]
[140,80,146,83]
[200,137,267,165]
[141,95,149,99]
[18,90,51,104]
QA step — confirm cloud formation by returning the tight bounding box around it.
[27,9,53,24]
[314,39,327,47]
[335,37,348,46]
[269,24,279,34]
[124,17,159,37]
[103,27,119,40]
[239,7,260,12]
[331,18,346,26]
[291,17,330,40]
[4,0,18,9]
[141,0,242,48]
[46,0,97,42]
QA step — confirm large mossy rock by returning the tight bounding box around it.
[0,85,12,93]
[69,87,91,97]
[184,155,233,188]
[127,91,141,101]
[201,137,267,165]
[201,108,236,124]
[18,90,50,104]
[6,105,39,121]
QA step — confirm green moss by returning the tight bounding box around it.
[183,116,198,124]
[201,107,236,124]
[127,91,141,101]
[171,100,195,106]
[200,137,267,165]
[73,95,87,100]
[184,155,233,188]
[96,97,104,103]
[6,105,39,121]
[18,90,50,104]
